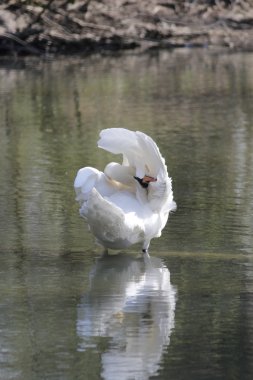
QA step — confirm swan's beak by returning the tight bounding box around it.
[134,175,157,189]
[143,176,157,183]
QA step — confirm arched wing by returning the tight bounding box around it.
[97,128,168,180]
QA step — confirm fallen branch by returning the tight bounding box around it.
[0,31,42,54]
[25,0,55,30]
[57,9,116,33]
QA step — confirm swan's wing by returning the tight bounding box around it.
[98,128,138,172]
[83,188,145,249]
[98,128,168,179]
[136,131,168,180]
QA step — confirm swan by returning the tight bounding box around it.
[74,128,176,253]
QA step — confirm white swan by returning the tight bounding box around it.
[74,128,176,253]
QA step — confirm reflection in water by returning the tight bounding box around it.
[77,254,176,380]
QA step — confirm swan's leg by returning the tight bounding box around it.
[142,241,150,255]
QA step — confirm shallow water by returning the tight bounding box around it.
[0,50,253,380]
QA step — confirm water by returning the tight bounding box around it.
[0,50,253,380]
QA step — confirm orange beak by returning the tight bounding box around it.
[143,175,157,183]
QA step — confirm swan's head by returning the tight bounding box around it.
[134,175,157,189]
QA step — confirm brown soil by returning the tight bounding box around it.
[0,0,253,56]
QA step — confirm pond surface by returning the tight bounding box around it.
[0,50,253,380]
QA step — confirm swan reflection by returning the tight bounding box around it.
[77,254,176,380]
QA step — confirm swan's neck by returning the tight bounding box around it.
[104,162,135,188]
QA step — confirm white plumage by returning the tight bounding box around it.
[74,128,176,253]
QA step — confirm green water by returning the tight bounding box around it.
[0,50,253,380]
